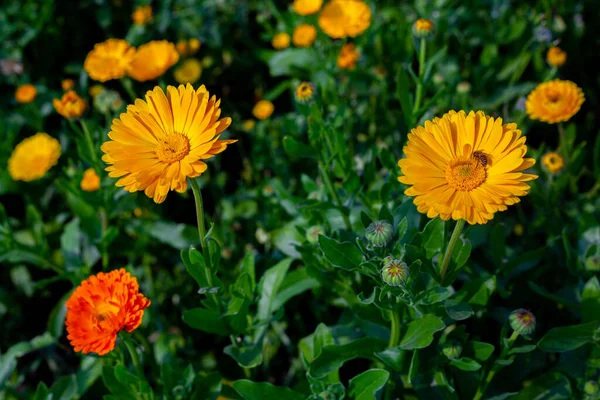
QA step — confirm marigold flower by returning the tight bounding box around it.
[318,0,371,39]
[188,38,201,53]
[253,100,274,120]
[128,40,179,82]
[101,84,235,203]
[272,33,291,50]
[293,24,317,47]
[526,79,584,124]
[174,58,202,84]
[398,110,538,225]
[133,207,143,217]
[89,84,105,97]
[132,5,153,25]
[413,18,434,38]
[65,269,151,355]
[8,133,61,182]
[546,46,566,67]
[53,90,87,119]
[62,79,75,91]
[382,257,409,287]
[176,38,201,56]
[15,84,37,103]
[295,82,315,103]
[292,0,323,15]
[84,39,136,82]
[81,168,101,191]
[365,220,393,247]
[242,119,256,131]
[541,152,564,173]
[337,43,360,69]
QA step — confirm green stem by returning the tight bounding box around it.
[558,123,567,157]
[412,38,427,115]
[388,309,401,348]
[100,208,109,269]
[319,162,351,230]
[79,119,99,169]
[473,331,519,400]
[189,178,207,251]
[123,336,145,380]
[439,219,466,281]
[120,77,138,103]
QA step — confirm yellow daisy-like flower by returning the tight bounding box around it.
[101,84,235,204]
[81,168,101,191]
[337,43,360,69]
[292,0,323,15]
[84,39,136,82]
[89,84,105,97]
[252,100,274,120]
[53,90,87,119]
[242,119,256,132]
[526,80,584,124]
[397,110,537,225]
[174,59,202,84]
[128,40,179,82]
[132,5,153,25]
[295,82,315,103]
[413,18,434,38]
[293,24,317,47]
[62,79,75,91]
[546,46,566,67]
[318,0,371,39]
[272,33,291,50]
[8,133,61,182]
[541,152,564,173]
[15,84,37,103]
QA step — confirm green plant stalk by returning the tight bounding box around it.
[412,38,427,115]
[319,162,351,230]
[388,309,401,348]
[123,336,145,380]
[439,219,466,280]
[120,77,138,103]
[100,208,109,269]
[79,119,99,169]
[558,123,567,158]
[473,331,519,400]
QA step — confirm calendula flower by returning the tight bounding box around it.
[53,90,87,119]
[62,79,75,91]
[398,110,537,225]
[8,133,61,182]
[128,40,179,82]
[382,257,409,287]
[84,39,136,82]
[176,38,201,56]
[546,46,566,67]
[89,84,105,97]
[293,24,317,47]
[65,269,151,355]
[272,33,291,50]
[337,43,360,69]
[132,5,153,25]
[365,220,394,247]
[509,309,536,336]
[413,18,434,38]
[252,100,274,120]
[80,168,101,191]
[173,58,202,84]
[242,119,256,131]
[295,82,315,103]
[293,0,323,15]
[541,152,564,173]
[133,208,143,217]
[101,84,235,203]
[526,80,584,124]
[318,0,371,39]
[15,84,37,103]
[188,38,201,53]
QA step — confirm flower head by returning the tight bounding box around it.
[337,43,360,69]
[413,18,434,38]
[272,33,291,50]
[295,82,315,103]
[81,168,101,191]
[128,40,179,82]
[15,84,37,103]
[546,46,566,67]
[526,80,584,124]
[541,152,564,173]
[242,119,256,132]
[8,133,61,182]
[509,309,536,336]
[176,38,201,56]
[53,90,87,119]
[382,257,409,287]
[132,5,153,25]
[89,84,105,97]
[174,58,202,84]
[319,0,371,39]
[442,341,463,359]
[293,0,323,15]
[94,89,123,114]
[101,84,235,203]
[293,24,317,47]
[62,79,75,91]
[253,100,274,120]
[65,269,151,355]
[84,39,136,82]
[398,111,537,225]
[457,81,471,94]
[365,220,394,247]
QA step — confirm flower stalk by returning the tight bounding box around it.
[123,336,145,379]
[319,162,352,230]
[439,219,466,281]
[189,177,208,252]
[388,308,401,348]
[473,331,519,400]
[412,38,427,115]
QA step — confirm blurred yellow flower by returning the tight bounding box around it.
[62,79,75,91]
[398,110,537,225]
[293,24,317,47]
[101,84,235,203]
[128,40,179,82]
[174,59,202,84]
[526,79,584,124]
[89,84,105,97]
[292,0,323,15]
[337,43,359,69]
[133,208,143,217]
[8,133,61,182]
[319,0,371,39]
[80,168,101,191]
[84,39,136,82]
[413,18,434,37]
[542,152,565,173]
[242,119,256,131]
[546,46,566,67]
[132,5,153,25]
[176,38,201,56]
[53,90,87,119]
[514,224,524,236]
[295,82,315,103]
[189,38,201,53]
[15,84,37,103]
[253,100,274,120]
[272,33,291,50]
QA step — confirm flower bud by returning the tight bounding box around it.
[365,220,394,247]
[584,381,599,395]
[442,340,463,359]
[413,18,434,38]
[457,81,471,94]
[585,256,600,272]
[381,257,409,287]
[306,226,324,244]
[509,309,536,335]
[295,82,316,104]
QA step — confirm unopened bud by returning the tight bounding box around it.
[382,257,409,287]
[585,256,600,272]
[306,226,324,244]
[584,381,599,395]
[509,309,536,335]
[442,340,463,359]
[413,18,434,38]
[457,81,471,94]
[365,220,394,247]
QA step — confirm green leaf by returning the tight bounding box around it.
[444,300,473,321]
[114,364,140,385]
[0,332,55,389]
[182,308,228,336]
[318,235,363,271]
[283,136,317,159]
[309,338,388,379]
[417,286,454,305]
[32,382,51,400]
[233,380,304,400]
[582,276,600,323]
[265,48,319,77]
[455,276,496,311]
[241,252,256,292]
[49,375,78,400]
[191,372,222,400]
[450,357,481,371]
[396,217,408,242]
[257,258,293,322]
[272,267,320,310]
[399,314,445,350]
[374,347,405,371]
[394,65,414,129]
[538,321,600,352]
[509,345,537,355]
[348,369,389,400]
[422,218,445,259]
[224,344,263,368]
[510,372,571,400]
[466,341,495,361]
[360,211,373,230]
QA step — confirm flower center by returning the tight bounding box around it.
[94,299,120,322]
[156,133,190,163]
[446,158,487,191]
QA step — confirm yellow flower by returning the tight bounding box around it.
[514,224,524,236]
[53,90,87,119]
[176,38,201,56]
[133,208,143,217]
[84,39,136,82]
[272,33,291,50]
[292,0,323,15]
[62,79,75,91]
[293,24,317,47]
[89,84,105,97]
[242,119,256,131]
[546,46,566,67]
[295,82,315,103]
[253,100,274,120]
[15,84,37,103]
[397,110,537,225]
[80,168,101,191]
[128,40,179,82]
[174,59,202,84]
[526,79,584,124]
[101,84,235,203]
[542,152,565,173]
[8,133,61,182]
[188,38,201,53]
[337,43,360,69]
[318,0,371,39]
[413,18,434,37]
[132,5,153,25]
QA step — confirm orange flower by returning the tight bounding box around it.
[65,269,151,356]
[546,46,566,67]
[62,79,75,91]
[337,43,360,69]
[128,40,179,82]
[318,0,371,39]
[132,5,153,25]
[293,24,317,47]
[53,90,87,119]
[15,84,37,103]
[80,168,101,191]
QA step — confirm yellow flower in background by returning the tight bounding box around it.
[253,100,274,120]
[542,152,565,173]
[89,84,105,97]
[242,119,256,131]
[174,59,202,84]
[132,5,153,25]
[526,80,584,124]
[272,33,291,50]
[128,40,179,82]
[80,168,101,191]
[413,18,435,38]
[53,90,87,119]
[292,0,323,15]
[133,208,143,217]
[546,46,566,67]
[15,84,37,103]
[514,224,524,236]
[293,24,317,47]
[8,133,61,182]
[398,110,537,225]
[84,39,136,82]
[101,84,235,204]
[62,79,75,91]
[295,82,315,103]
[319,0,371,39]
[337,43,359,69]
[188,38,201,53]
[176,38,201,56]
